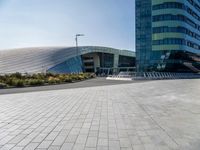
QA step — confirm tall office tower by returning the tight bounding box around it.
[136,0,200,73]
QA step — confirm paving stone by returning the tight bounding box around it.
[0,135,15,145]
[73,144,85,150]
[60,142,74,150]
[120,148,133,150]
[11,147,24,150]
[119,138,132,148]
[108,133,118,140]
[97,146,108,150]
[89,131,98,137]
[65,134,78,143]
[0,80,200,150]
[0,144,15,150]
[97,138,108,147]
[98,132,108,138]
[17,138,32,147]
[76,134,87,144]
[37,140,52,149]
[86,137,97,147]
[132,145,145,150]
[52,136,66,146]
[32,133,48,143]
[45,132,59,141]
[109,140,120,150]
[8,134,27,144]
[23,143,39,150]
[84,148,96,150]
[48,146,60,150]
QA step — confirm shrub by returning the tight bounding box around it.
[77,75,85,80]
[70,74,79,81]
[5,78,17,86]
[0,83,7,88]
[48,77,61,84]
[27,79,45,86]
[16,80,25,87]
[57,74,66,82]
[10,72,22,79]
[32,73,47,80]
[0,72,95,88]
[8,79,25,87]
[46,72,54,77]
[63,76,72,82]
[0,75,5,81]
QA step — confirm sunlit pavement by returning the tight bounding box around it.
[0,78,142,95]
[0,79,200,150]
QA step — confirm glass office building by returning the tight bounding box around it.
[136,0,200,73]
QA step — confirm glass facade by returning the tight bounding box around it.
[136,0,152,72]
[99,53,114,68]
[47,51,135,74]
[47,56,83,73]
[118,56,135,67]
[81,51,136,75]
[136,0,200,73]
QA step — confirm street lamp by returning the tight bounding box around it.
[75,34,84,55]
[75,34,85,73]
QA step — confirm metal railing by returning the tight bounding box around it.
[135,72,200,80]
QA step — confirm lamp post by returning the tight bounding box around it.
[75,34,84,55]
[75,34,85,73]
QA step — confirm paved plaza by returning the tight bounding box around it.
[0,79,200,150]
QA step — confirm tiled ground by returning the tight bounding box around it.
[0,79,200,150]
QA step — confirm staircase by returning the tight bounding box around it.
[183,62,200,73]
[106,71,135,81]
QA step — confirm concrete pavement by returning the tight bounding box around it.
[0,79,200,150]
[0,78,145,95]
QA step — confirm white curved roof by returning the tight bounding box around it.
[0,46,135,74]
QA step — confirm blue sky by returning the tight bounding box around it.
[0,0,135,51]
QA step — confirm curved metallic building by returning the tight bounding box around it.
[136,0,200,73]
[0,46,135,74]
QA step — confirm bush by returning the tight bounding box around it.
[16,80,25,87]
[10,72,22,79]
[9,79,25,87]
[48,77,61,84]
[70,74,79,81]
[46,72,54,77]
[0,72,95,88]
[0,83,7,88]
[77,75,85,80]
[58,75,72,83]
[5,78,16,86]
[63,76,72,82]
[4,78,13,85]
[27,79,45,86]
[57,74,66,82]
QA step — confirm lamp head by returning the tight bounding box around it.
[76,34,84,37]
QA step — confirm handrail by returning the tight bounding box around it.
[134,72,200,80]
